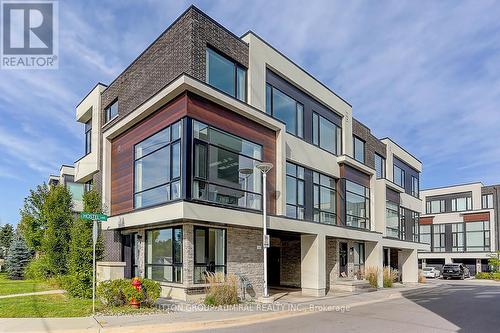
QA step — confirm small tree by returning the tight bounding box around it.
[488,251,500,273]
[67,190,104,298]
[18,184,49,252]
[43,185,74,275]
[6,236,32,279]
[0,223,15,258]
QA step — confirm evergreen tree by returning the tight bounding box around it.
[0,223,15,258]
[67,190,104,298]
[18,184,49,251]
[43,185,74,275]
[6,236,32,279]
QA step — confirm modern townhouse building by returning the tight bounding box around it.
[419,183,500,274]
[73,6,428,301]
[48,165,87,212]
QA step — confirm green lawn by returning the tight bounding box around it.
[0,294,94,318]
[0,272,56,296]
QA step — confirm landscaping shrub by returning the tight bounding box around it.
[475,272,500,280]
[97,278,161,308]
[6,236,32,280]
[204,272,238,306]
[24,255,51,280]
[383,267,398,288]
[418,270,426,283]
[365,266,379,288]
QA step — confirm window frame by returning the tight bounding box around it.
[313,171,337,224]
[312,112,342,155]
[145,226,183,284]
[84,118,92,155]
[345,179,370,230]
[191,120,263,211]
[104,100,118,124]
[393,164,405,188]
[206,47,247,102]
[432,224,446,252]
[411,176,419,198]
[482,194,494,209]
[286,162,305,220]
[375,153,385,179]
[451,196,472,212]
[426,199,446,214]
[133,121,182,209]
[451,223,465,252]
[465,221,490,252]
[193,226,227,284]
[352,136,365,163]
[385,200,401,239]
[266,83,304,138]
[419,224,431,245]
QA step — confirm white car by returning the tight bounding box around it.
[422,267,441,278]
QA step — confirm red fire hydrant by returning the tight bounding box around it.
[130,277,142,308]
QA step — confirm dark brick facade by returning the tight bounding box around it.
[352,118,386,169]
[482,185,500,250]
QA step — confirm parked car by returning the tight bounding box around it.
[442,263,470,279]
[422,267,440,278]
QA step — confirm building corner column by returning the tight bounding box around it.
[365,241,383,288]
[301,233,326,296]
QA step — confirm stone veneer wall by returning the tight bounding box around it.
[226,226,263,299]
[280,239,301,287]
[326,237,338,290]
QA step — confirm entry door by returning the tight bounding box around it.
[339,242,348,277]
[267,247,281,286]
[122,233,138,279]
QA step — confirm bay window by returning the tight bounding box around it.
[266,83,303,137]
[286,162,305,219]
[206,48,246,101]
[313,171,336,224]
[134,121,182,209]
[192,120,262,210]
[146,227,183,283]
[312,112,341,155]
[345,180,370,229]
[194,227,226,283]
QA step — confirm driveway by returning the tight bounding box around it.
[193,279,500,332]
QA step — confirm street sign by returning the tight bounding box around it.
[80,212,108,221]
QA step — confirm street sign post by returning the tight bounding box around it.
[80,212,107,315]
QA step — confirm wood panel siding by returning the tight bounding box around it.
[110,92,277,216]
[111,94,189,215]
[419,216,434,225]
[463,212,490,223]
[340,164,370,188]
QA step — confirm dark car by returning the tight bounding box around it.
[442,263,470,279]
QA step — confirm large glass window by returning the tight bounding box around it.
[451,223,464,252]
[312,112,341,155]
[85,118,92,155]
[146,227,182,283]
[375,154,385,179]
[105,100,118,123]
[433,224,445,252]
[206,48,246,102]
[482,194,494,209]
[134,121,182,209]
[194,227,226,284]
[426,199,445,214]
[386,201,400,238]
[420,224,431,245]
[192,120,262,210]
[266,84,303,137]
[411,176,419,198]
[466,221,490,252]
[451,196,472,212]
[67,182,84,202]
[399,207,406,240]
[345,180,370,229]
[313,171,336,224]
[393,165,405,188]
[286,162,305,219]
[353,136,365,163]
[353,242,365,275]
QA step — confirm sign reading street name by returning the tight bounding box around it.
[80,212,108,221]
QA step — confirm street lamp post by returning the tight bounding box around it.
[256,162,273,301]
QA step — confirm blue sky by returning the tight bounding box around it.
[1,0,500,226]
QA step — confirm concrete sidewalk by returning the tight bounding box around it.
[0,284,435,333]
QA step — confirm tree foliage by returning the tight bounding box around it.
[42,185,74,276]
[67,190,104,298]
[488,251,500,273]
[0,223,15,258]
[6,236,32,279]
[18,184,49,251]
